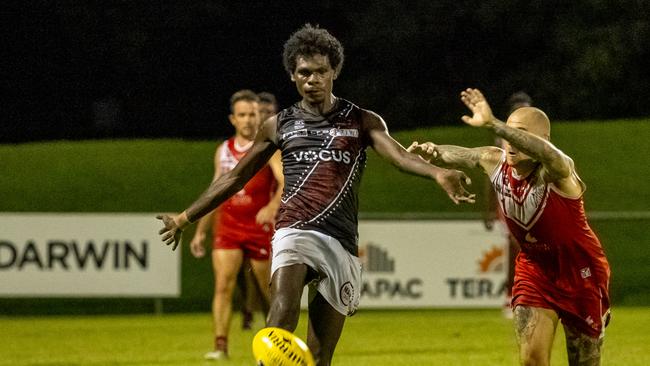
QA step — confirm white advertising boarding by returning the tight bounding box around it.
[357,220,509,308]
[301,220,510,309]
[0,213,179,297]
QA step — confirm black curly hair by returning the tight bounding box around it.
[282,24,344,76]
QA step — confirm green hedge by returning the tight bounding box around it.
[1,119,648,313]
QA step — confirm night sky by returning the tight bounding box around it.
[4,1,649,143]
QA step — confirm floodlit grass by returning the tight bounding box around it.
[1,307,648,366]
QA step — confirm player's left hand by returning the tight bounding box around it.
[255,205,277,226]
[408,141,438,162]
[436,169,476,204]
[156,214,183,251]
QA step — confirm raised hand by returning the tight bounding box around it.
[460,88,495,127]
[435,169,476,204]
[156,214,183,251]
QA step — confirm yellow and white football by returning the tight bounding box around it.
[252,327,315,366]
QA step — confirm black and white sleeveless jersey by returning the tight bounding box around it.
[275,99,369,255]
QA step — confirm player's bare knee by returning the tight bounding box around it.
[215,279,235,297]
[267,297,301,330]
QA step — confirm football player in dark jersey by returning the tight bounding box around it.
[158,24,474,366]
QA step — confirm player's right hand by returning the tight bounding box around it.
[156,214,183,251]
[189,233,206,258]
[436,169,476,205]
[460,88,495,127]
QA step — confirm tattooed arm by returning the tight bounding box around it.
[407,142,502,176]
[459,88,582,197]
[363,109,475,204]
[484,119,572,180]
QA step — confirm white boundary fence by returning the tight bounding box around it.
[0,213,180,297]
[1,211,644,311]
[300,211,648,309]
[360,211,650,220]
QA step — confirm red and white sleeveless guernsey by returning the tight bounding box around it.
[490,154,610,338]
[212,137,276,256]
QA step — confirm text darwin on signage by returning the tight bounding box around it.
[0,213,179,297]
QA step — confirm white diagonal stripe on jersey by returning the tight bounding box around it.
[281,134,337,205]
[306,150,363,224]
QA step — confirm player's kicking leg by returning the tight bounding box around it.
[513,305,558,366]
[267,264,309,331]
[306,293,346,366]
[563,324,603,366]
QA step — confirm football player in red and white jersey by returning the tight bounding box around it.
[409,88,610,366]
[189,89,284,360]
[237,91,280,331]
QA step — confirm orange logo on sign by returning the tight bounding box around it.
[478,246,505,273]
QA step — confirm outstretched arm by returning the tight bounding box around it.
[188,145,224,258]
[157,117,280,250]
[460,88,576,184]
[407,142,502,175]
[364,110,475,204]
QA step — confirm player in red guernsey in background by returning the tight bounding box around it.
[231,91,280,329]
[189,89,284,360]
[409,88,610,366]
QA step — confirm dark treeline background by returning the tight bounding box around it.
[3,1,649,143]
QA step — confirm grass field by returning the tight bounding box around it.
[2,307,648,366]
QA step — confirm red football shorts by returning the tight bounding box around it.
[213,230,271,261]
[512,278,610,339]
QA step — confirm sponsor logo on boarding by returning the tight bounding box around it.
[478,246,505,273]
[445,245,507,299]
[359,243,395,273]
[0,239,148,270]
[359,242,423,299]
